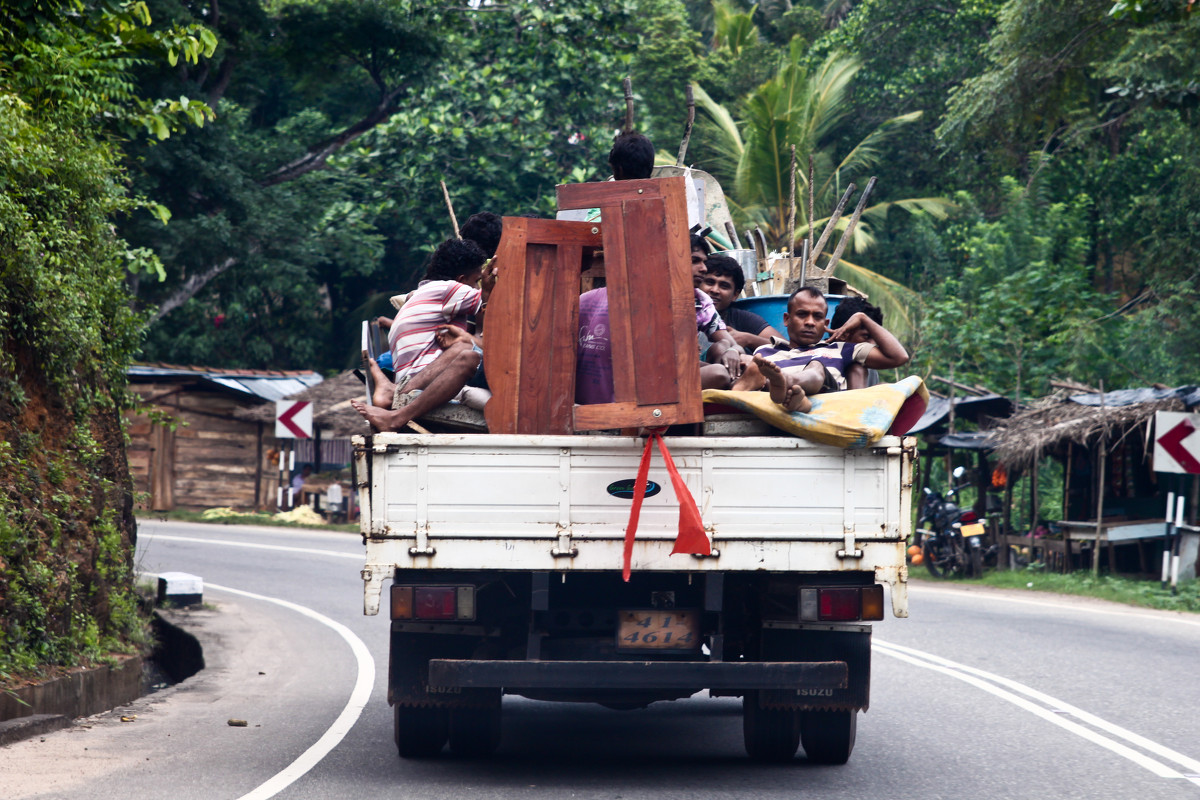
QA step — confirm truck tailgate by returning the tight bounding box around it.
[357,433,914,615]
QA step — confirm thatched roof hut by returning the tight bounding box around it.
[989,386,1200,472]
[984,386,1200,576]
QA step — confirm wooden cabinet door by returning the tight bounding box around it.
[483,177,702,434]
[483,217,600,434]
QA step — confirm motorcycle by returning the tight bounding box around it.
[917,466,989,579]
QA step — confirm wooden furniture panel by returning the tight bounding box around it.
[559,177,701,431]
[484,218,600,435]
[484,179,701,435]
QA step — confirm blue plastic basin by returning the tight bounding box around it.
[732,294,845,337]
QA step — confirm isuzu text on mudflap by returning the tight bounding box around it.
[355,181,917,763]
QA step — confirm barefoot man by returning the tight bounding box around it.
[731,287,909,413]
[351,237,496,431]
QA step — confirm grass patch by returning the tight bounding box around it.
[142,508,359,534]
[913,566,1200,613]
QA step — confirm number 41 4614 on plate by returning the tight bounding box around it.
[616,610,700,651]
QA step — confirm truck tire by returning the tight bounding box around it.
[800,709,857,765]
[448,703,502,757]
[394,704,448,758]
[742,693,800,762]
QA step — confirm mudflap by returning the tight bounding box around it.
[756,626,870,712]
[388,632,500,710]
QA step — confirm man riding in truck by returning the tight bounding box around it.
[352,237,497,432]
[732,286,909,413]
[700,253,782,352]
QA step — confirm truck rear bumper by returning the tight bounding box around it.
[428,659,847,690]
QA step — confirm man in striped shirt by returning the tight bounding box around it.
[733,287,909,413]
[352,237,495,431]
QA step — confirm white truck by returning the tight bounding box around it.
[356,427,915,762]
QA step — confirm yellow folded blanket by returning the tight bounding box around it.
[701,376,929,449]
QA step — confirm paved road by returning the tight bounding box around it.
[2,519,1198,799]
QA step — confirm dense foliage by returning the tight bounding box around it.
[0,1,212,681]
[124,0,639,369]
[119,0,1200,393]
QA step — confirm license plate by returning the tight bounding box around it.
[616,609,700,651]
[960,523,985,537]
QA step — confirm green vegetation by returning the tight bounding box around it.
[948,569,1200,614]
[0,1,212,686]
[108,0,1200,390]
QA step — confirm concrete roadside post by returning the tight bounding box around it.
[157,572,204,607]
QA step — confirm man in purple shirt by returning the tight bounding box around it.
[574,134,743,405]
[575,246,744,405]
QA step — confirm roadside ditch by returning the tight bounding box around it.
[0,610,205,746]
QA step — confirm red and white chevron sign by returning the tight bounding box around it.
[275,400,313,439]
[1155,411,1200,474]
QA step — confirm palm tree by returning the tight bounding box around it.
[712,1,759,56]
[693,44,951,335]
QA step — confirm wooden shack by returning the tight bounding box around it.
[126,363,323,512]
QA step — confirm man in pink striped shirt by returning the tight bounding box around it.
[352,237,495,431]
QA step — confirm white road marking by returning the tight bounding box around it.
[198,583,375,800]
[141,533,362,560]
[911,584,1200,629]
[874,638,1200,787]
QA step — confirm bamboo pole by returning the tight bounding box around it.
[1063,443,1073,572]
[807,183,856,271]
[823,176,877,277]
[787,145,798,281]
[948,363,956,435]
[440,180,460,239]
[806,154,814,277]
[623,76,635,133]
[676,84,695,167]
[1031,458,1040,567]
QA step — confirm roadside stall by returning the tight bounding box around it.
[987,386,1200,576]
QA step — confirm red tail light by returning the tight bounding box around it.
[960,511,979,523]
[414,587,457,620]
[391,585,476,621]
[818,588,861,621]
[800,586,884,622]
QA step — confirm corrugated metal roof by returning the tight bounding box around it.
[207,376,323,401]
[908,393,1013,434]
[1069,385,1200,408]
[128,363,324,402]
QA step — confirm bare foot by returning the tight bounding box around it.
[731,358,766,392]
[350,398,412,433]
[367,358,395,408]
[752,355,811,413]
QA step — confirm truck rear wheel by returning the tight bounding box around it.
[448,703,502,757]
[800,709,857,764]
[742,693,800,762]
[394,704,448,758]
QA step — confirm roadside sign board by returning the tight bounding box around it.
[276,400,313,439]
[1154,411,1200,474]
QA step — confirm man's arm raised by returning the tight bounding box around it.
[829,312,909,369]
